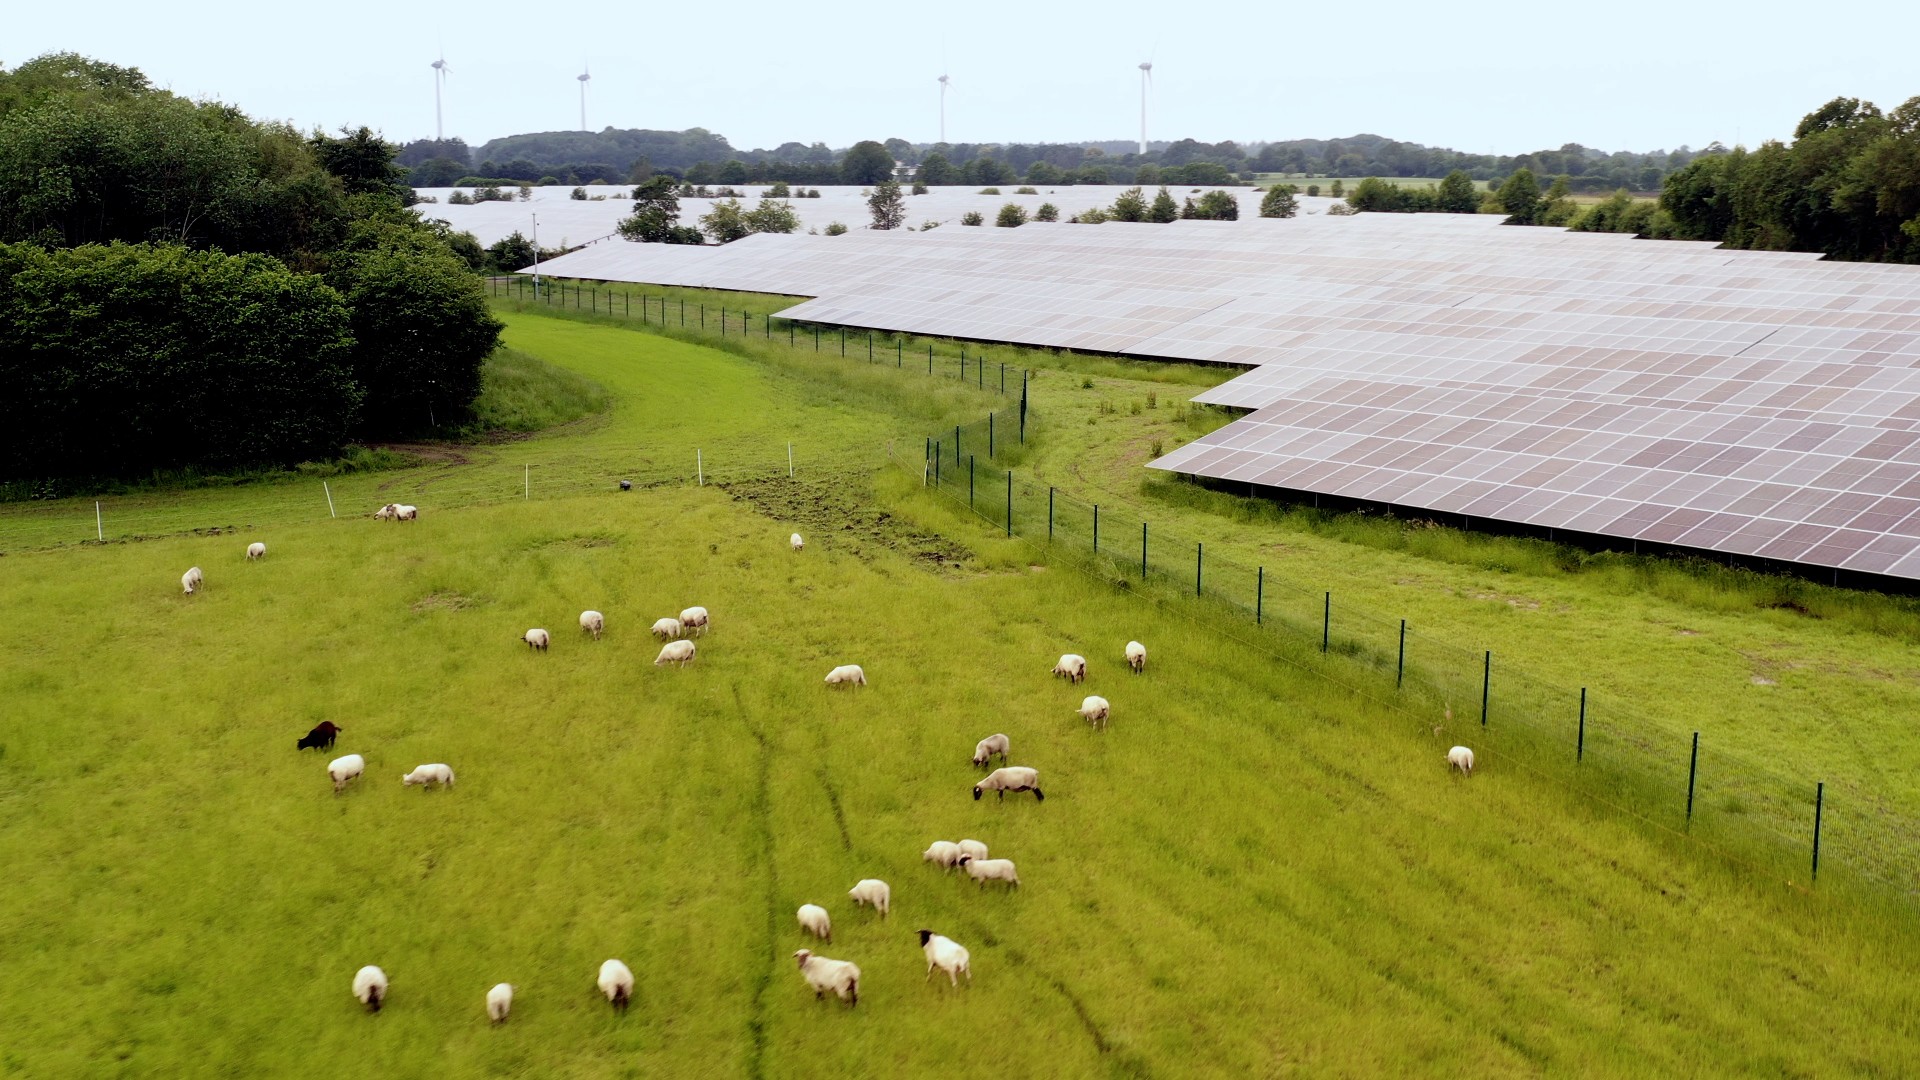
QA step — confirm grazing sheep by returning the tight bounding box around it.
[958,855,1021,888]
[824,664,867,687]
[974,766,1044,802]
[971,733,1010,769]
[793,950,860,1006]
[679,606,709,636]
[580,610,605,640]
[650,617,683,640]
[619,480,632,491]
[523,628,550,651]
[353,965,388,1012]
[1125,640,1146,674]
[956,839,989,863]
[918,930,972,986]
[486,983,513,1024]
[1053,653,1087,683]
[597,959,634,1011]
[848,878,891,917]
[655,639,696,667]
[1448,746,1475,776]
[402,763,455,789]
[922,841,963,870]
[791,532,804,552]
[181,567,204,595]
[328,753,366,794]
[373,504,398,521]
[246,542,267,561]
[394,504,418,522]
[796,904,832,942]
[296,721,341,752]
[1078,695,1111,730]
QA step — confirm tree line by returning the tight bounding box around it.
[0,53,501,484]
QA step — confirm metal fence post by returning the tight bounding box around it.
[897,339,902,366]
[1005,471,1012,536]
[1141,522,1148,579]
[1480,651,1491,726]
[954,426,961,466]
[989,413,995,458]
[928,343,933,373]
[1577,688,1587,761]
[1020,370,1028,443]
[1196,542,1203,596]
[1257,567,1264,624]
[1812,782,1825,882]
[1686,732,1700,822]
[1049,487,1055,538]
[1093,504,1100,552]
[1322,592,1330,653]
[969,455,975,506]
[1396,620,1405,687]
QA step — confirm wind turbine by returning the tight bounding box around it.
[938,73,951,144]
[430,52,450,142]
[1137,59,1153,156]
[577,63,591,131]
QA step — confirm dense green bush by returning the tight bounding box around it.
[995,203,1029,227]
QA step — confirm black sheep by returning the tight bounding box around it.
[297,721,342,752]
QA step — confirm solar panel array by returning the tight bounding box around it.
[526,214,1920,581]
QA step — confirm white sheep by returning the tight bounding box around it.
[922,840,963,869]
[580,610,605,639]
[796,903,832,942]
[1125,640,1146,674]
[793,949,860,1006]
[1448,746,1475,776]
[353,965,388,1012]
[402,763,455,789]
[848,878,890,917]
[824,664,867,687]
[1053,653,1087,683]
[486,983,513,1024]
[523,628,550,652]
[395,504,418,522]
[971,733,1010,768]
[1078,695,1111,729]
[655,639,696,666]
[328,753,366,794]
[181,567,204,595]
[651,617,683,640]
[598,959,634,1011]
[373,504,398,521]
[679,606,709,636]
[974,766,1043,802]
[918,930,972,986]
[958,855,1021,888]
[956,839,989,862]
[246,542,266,561]
[791,532,804,552]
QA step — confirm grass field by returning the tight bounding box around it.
[5,307,1920,1075]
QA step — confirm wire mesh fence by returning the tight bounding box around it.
[910,424,1918,902]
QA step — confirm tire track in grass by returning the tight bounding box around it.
[734,682,776,1080]
[814,767,853,852]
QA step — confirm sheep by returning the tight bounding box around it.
[956,839,989,863]
[918,930,972,987]
[971,733,1010,769]
[650,617,683,640]
[824,664,867,688]
[796,904,832,942]
[598,959,634,1011]
[618,479,632,491]
[1448,745,1475,777]
[1078,695,1111,729]
[922,841,963,870]
[848,878,890,917]
[328,753,366,794]
[523,628,550,651]
[402,763,455,789]
[580,610,605,640]
[793,949,860,1006]
[974,766,1043,802]
[246,542,267,561]
[1052,653,1087,683]
[296,721,341,752]
[373,504,398,521]
[958,855,1021,888]
[353,965,388,1012]
[486,983,513,1024]
[1125,640,1146,674]
[394,504,418,522]
[655,639,696,667]
[791,532,804,552]
[679,606,709,636]
[181,567,204,595]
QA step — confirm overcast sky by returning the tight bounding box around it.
[11,1,1917,155]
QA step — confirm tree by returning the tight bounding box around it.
[1259,184,1298,218]
[841,140,895,185]
[823,221,849,235]
[699,199,751,243]
[1496,169,1541,223]
[1330,179,1345,198]
[766,180,791,198]
[486,230,539,271]
[867,180,905,230]
[718,159,748,185]
[1034,202,1059,222]
[1026,161,1066,186]
[995,202,1029,227]
[1538,175,1577,226]
[1434,169,1479,213]
[310,126,414,204]
[961,210,984,226]
[918,152,958,186]
[618,176,701,243]
[1194,189,1239,220]
[1148,186,1180,223]
[1109,186,1148,222]
[743,198,799,234]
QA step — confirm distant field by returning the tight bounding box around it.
[5,309,1920,1075]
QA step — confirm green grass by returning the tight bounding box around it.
[6,307,1920,1074]
[458,346,612,436]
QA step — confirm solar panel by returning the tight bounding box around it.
[526,213,1920,582]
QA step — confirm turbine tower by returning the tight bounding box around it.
[938,73,951,144]
[577,64,591,131]
[1137,60,1153,156]
[430,52,450,142]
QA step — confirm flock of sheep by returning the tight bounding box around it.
[180,503,1480,1023]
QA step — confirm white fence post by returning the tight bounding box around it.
[323,482,336,519]
[95,501,102,540]
[524,464,530,500]
[697,449,704,486]
[788,442,794,478]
